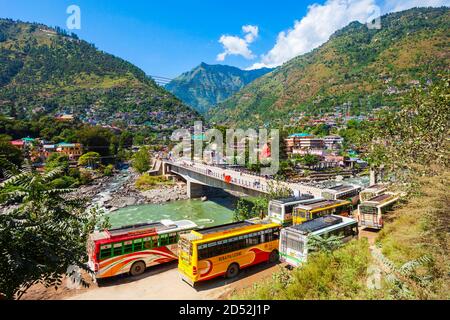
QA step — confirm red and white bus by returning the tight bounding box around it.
[87,219,197,279]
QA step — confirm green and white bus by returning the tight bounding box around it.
[268,195,315,226]
[279,215,358,267]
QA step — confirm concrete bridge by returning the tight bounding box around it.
[155,159,324,199]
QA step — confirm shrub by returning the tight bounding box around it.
[49,176,78,189]
[103,164,114,177]
[135,174,172,190]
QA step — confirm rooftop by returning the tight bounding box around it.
[271,195,315,204]
[289,215,343,234]
[289,133,312,138]
[195,221,254,235]
[295,199,347,210]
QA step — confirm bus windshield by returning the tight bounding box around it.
[269,204,282,215]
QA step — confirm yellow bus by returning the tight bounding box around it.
[178,219,281,286]
[292,199,352,225]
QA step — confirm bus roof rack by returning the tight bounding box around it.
[290,215,343,234]
[196,221,254,235]
[271,194,314,204]
[107,222,175,238]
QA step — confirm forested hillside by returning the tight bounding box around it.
[209,7,450,127]
[0,19,200,128]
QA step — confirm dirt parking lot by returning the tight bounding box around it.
[22,261,283,300]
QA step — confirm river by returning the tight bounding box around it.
[105,197,236,229]
[92,169,237,229]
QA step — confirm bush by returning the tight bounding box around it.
[78,152,101,168]
[49,176,78,189]
[132,147,151,174]
[79,170,93,185]
[103,164,114,177]
[135,174,172,190]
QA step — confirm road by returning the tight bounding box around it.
[66,261,282,300]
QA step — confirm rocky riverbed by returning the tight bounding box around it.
[73,169,189,212]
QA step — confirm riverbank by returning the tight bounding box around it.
[72,169,189,212]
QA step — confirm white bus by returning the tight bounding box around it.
[356,193,399,229]
[321,184,361,203]
[279,215,358,267]
[359,184,388,202]
[268,195,315,226]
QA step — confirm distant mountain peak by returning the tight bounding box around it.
[166,63,273,114]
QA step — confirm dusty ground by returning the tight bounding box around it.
[359,227,380,245]
[21,261,282,300]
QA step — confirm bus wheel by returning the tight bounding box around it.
[226,263,240,279]
[130,261,146,277]
[269,250,279,263]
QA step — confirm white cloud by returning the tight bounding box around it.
[217,25,259,61]
[247,0,449,70]
[248,0,379,69]
[383,0,449,13]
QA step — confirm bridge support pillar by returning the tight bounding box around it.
[187,181,205,199]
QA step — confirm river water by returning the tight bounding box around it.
[106,197,236,229]
[93,170,236,229]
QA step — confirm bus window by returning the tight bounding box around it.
[287,236,303,253]
[123,241,133,254]
[143,237,153,249]
[152,236,158,247]
[269,204,282,215]
[113,243,122,256]
[285,205,294,214]
[169,233,178,244]
[100,245,112,260]
[133,238,143,251]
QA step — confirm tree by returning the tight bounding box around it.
[0,142,23,169]
[45,153,69,172]
[78,152,101,168]
[365,76,450,182]
[307,234,345,254]
[132,147,151,174]
[0,163,106,299]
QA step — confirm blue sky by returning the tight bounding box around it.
[0,0,448,78]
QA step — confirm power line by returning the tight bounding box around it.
[148,74,173,86]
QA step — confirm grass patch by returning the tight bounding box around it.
[376,170,450,299]
[135,174,173,191]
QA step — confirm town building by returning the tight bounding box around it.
[56,142,83,161]
[10,139,25,150]
[324,135,343,150]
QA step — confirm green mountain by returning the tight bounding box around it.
[208,7,450,127]
[0,19,201,128]
[165,62,272,114]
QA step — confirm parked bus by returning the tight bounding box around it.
[268,195,315,226]
[359,184,388,202]
[321,183,361,200]
[87,219,197,279]
[280,215,358,267]
[292,199,352,225]
[178,219,281,286]
[356,193,399,229]
[321,184,361,205]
